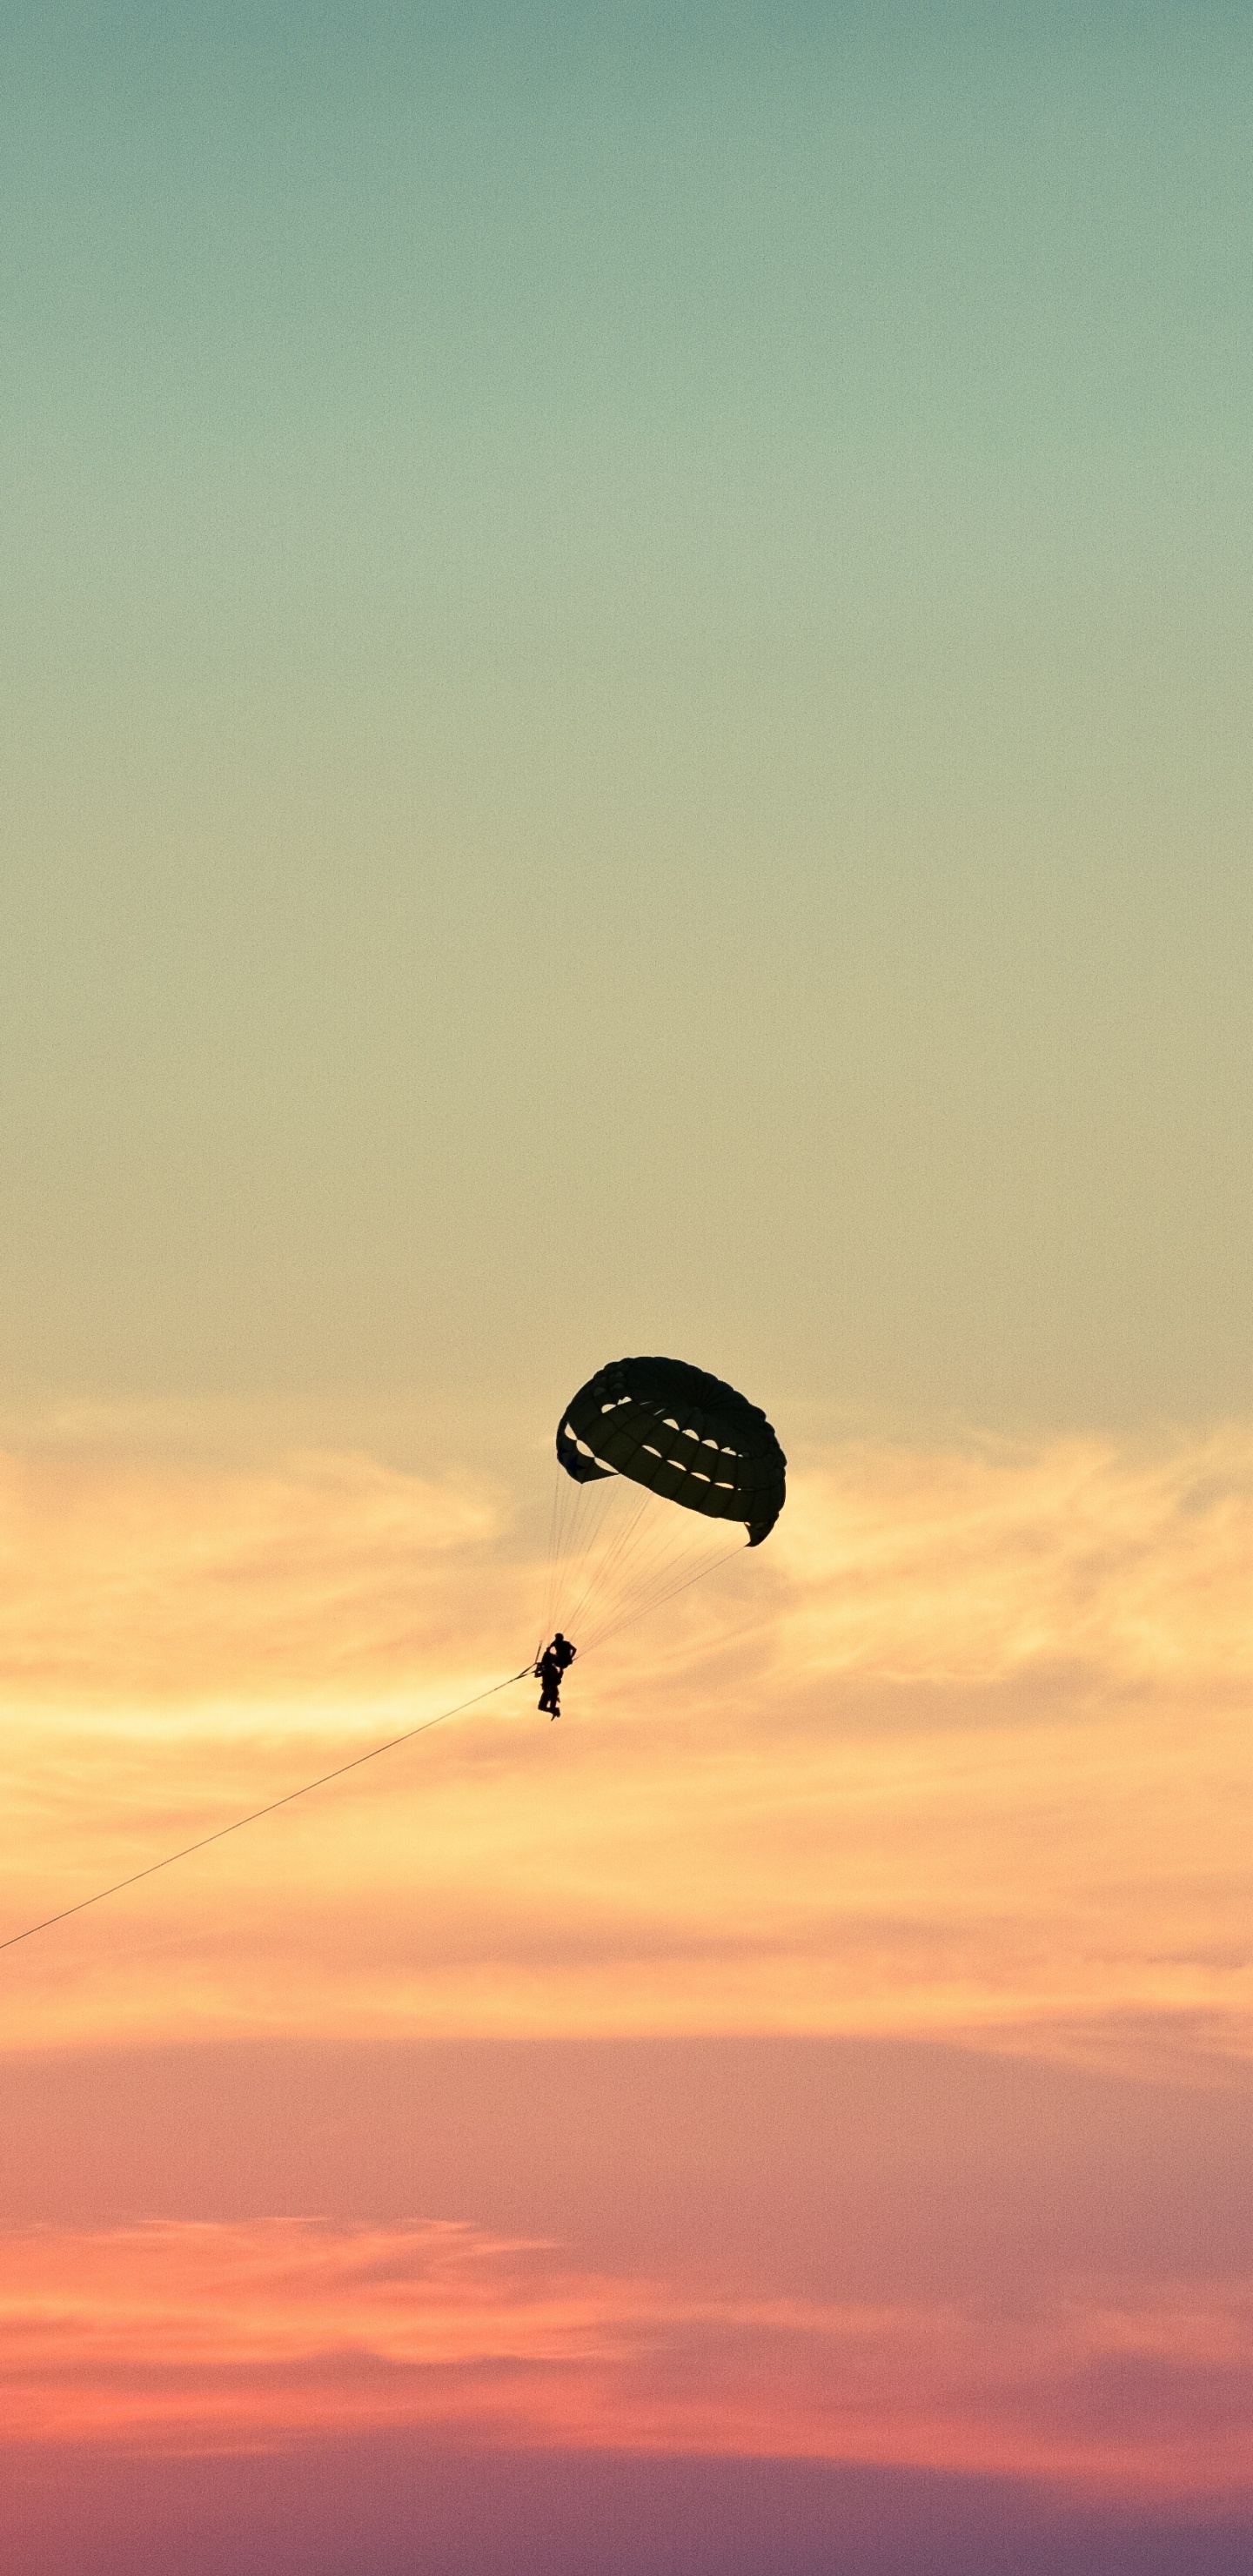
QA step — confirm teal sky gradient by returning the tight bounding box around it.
[3,3,1250,1427]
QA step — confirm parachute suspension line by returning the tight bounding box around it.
[545,1449,612,1640]
[0,1663,536,1962]
[543,1452,625,1645]
[570,1494,731,1646]
[577,1539,747,1657]
[546,1474,746,1656]
[540,1462,570,1650]
[539,1457,563,1655]
[550,1476,686,1647]
[561,1484,653,1638]
[568,1514,686,1642]
[540,1473,568,1649]
[578,1526,740,1651]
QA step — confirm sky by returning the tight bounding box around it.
[2,5,1250,2572]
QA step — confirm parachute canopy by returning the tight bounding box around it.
[556,1355,787,1547]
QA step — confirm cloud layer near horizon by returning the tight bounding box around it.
[3,2214,1250,2503]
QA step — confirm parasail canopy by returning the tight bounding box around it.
[556,1355,787,1547]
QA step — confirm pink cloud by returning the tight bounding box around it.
[1,2218,1249,2503]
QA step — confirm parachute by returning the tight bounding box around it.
[542,1356,786,1657]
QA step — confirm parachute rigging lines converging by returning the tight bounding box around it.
[541,1355,787,1655]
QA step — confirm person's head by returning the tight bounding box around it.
[554,1633,566,1644]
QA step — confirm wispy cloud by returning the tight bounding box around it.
[0,1439,509,1705]
[2,2217,1249,2502]
[776,1430,1253,1689]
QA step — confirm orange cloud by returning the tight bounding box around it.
[776,1428,1253,1688]
[1,2218,1249,2503]
[0,1434,510,1704]
[0,1413,1250,2068]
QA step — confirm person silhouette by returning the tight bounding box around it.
[536,1632,577,1717]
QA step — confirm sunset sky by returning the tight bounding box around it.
[3,6,1251,2572]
